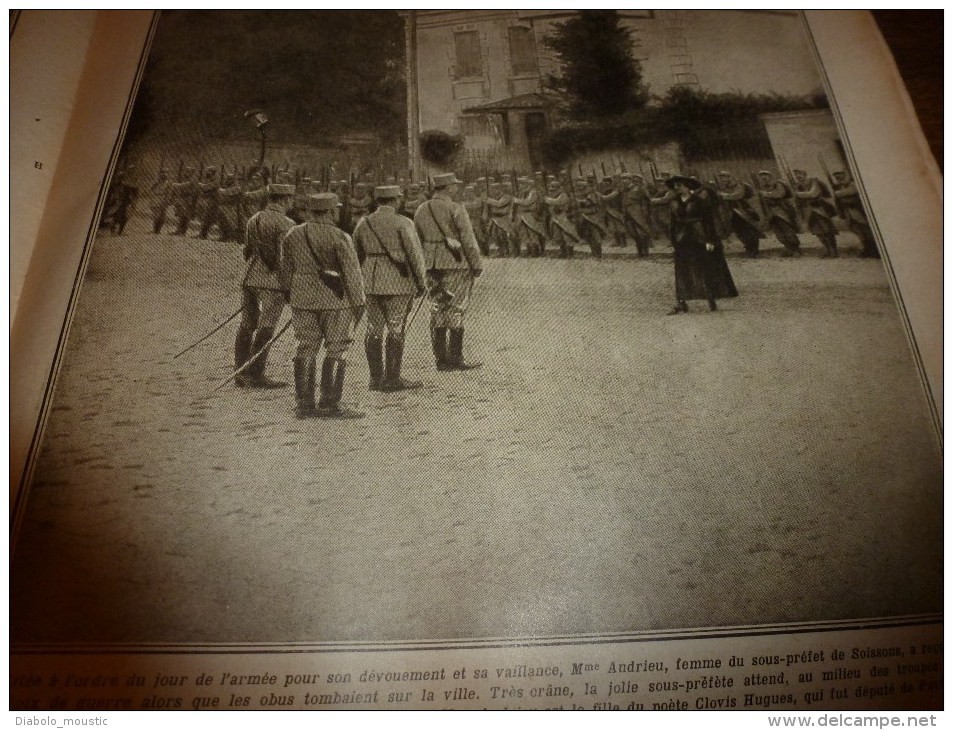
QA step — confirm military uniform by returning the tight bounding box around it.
[413,173,484,371]
[401,186,429,220]
[597,177,628,248]
[757,172,801,256]
[574,183,605,258]
[620,174,653,256]
[793,171,839,258]
[171,169,199,236]
[462,185,488,256]
[281,193,366,418]
[240,174,268,231]
[715,172,762,258]
[353,186,428,392]
[484,184,514,256]
[215,175,243,242]
[149,171,173,234]
[832,171,879,258]
[234,183,295,389]
[196,168,220,239]
[512,179,547,257]
[545,182,580,258]
[649,176,675,242]
[400,183,427,220]
[347,183,374,233]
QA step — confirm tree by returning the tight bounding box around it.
[544,11,648,119]
[123,11,406,150]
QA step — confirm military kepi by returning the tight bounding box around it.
[267,183,296,196]
[432,172,462,188]
[303,193,341,211]
[374,185,402,200]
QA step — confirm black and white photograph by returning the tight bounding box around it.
[11,9,941,655]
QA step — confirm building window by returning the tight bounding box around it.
[508,26,539,76]
[454,31,483,79]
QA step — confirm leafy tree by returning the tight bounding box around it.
[124,11,406,150]
[544,11,648,119]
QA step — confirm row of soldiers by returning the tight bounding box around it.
[455,167,879,261]
[129,161,877,261]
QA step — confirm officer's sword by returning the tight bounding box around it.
[404,293,428,334]
[207,319,292,394]
[172,307,243,359]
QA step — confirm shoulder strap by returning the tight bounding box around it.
[365,216,403,268]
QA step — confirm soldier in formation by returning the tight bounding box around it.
[573,179,605,258]
[213,173,244,243]
[756,170,802,257]
[148,168,173,235]
[714,171,762,258]
[484,181,514,257]
[544,178,580,259]
[597,175,628,250]
[171,167,199,236]
[512,177,547,257]
[792,168,839,258]
[831,170,879,258]
[620,173,653,257]
[462,184,488,256]
[103,165,140,235]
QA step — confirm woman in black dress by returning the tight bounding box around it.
[665,176,738,315]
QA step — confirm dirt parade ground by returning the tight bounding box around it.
[11,222,942,645]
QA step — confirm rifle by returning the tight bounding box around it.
[343,171,355,231]
[600,161,607,177]
[566,166,578,211]
[748,171,769,222]
[778,156,804,229]
[176,159,184,183]
[817,153,843,218]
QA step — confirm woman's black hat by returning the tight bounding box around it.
[665,175,702,190]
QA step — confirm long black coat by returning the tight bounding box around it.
[669,192,739,302]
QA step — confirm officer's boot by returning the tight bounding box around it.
[448,328,482,371]
[234,326,255,387]
[247,327,288,389]
[614,232,627,248]
[293,357,317,419]
[365,335,384,391]
[316,357,336,412]
[320,360,365,419]
[382,334,423,392]
[431,327,450,371]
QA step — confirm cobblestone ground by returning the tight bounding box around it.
[10,220,942,644]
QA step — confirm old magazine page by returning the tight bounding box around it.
[9,9,941,714]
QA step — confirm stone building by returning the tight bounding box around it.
[404,10,831,174]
